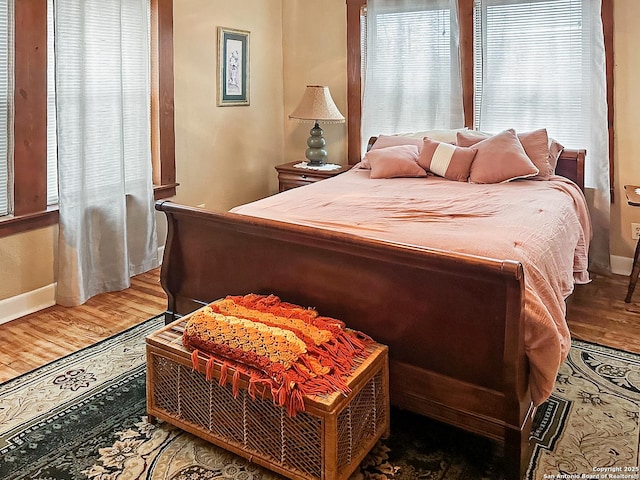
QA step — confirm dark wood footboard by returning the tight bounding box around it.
[155,201,534,479]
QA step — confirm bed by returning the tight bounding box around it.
[155,139,590,479]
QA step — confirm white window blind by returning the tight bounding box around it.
[46,0,57,206]
[474,0,584,144]
[54,0,151,205]
[0,0,10,216]
[361,0,463,153]
[473,0,610,271]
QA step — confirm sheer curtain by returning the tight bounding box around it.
[55,0,158,306]
[361,0,463,154]
[474,0,610,272]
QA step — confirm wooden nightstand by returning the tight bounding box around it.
[275,161,349,192]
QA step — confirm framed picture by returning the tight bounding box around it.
[217,27,250,106]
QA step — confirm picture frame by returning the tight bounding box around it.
[217,27,250,106]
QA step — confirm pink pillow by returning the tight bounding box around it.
[370,135,424,151]
[365,145,426,179]
[548,138,564,173]
[456,130,491,146]
[417,137,477,182]
[462,129,539,184]
[360,136,424,169]
[516,129,552,179]
[457,128,552,179]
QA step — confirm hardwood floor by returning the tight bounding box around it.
[566,271,640,354]
[0,268,166,383]
[0,268,638,384]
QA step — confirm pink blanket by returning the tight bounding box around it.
[231,168,592,405]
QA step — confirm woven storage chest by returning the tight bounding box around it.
[146,313,390,480]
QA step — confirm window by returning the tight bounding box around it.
[0,0,175,237]
[46,0,57,206]
[361,0,463,150]
[347,0,614,191]
[54,0,152,201]
[474,0,586,141]
[473,0,609,192]
[0,0,8,215]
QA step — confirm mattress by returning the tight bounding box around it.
[231,167,592,404]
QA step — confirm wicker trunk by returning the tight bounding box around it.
[146,313,390,480]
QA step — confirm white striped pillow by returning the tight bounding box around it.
[417,138,477,182]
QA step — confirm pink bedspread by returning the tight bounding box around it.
[231,168,592,405]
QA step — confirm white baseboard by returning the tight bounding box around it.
[0,283,57,326]
[0,245,165,326]
[610,255,633,276]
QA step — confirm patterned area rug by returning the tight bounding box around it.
[0,316,638,480]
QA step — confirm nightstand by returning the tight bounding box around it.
[624,184,640,302]
[275,161,349,192]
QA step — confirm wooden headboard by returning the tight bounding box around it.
[556,149,586,191]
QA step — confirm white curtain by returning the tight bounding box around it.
[474,0,610,272]
[55,0,158,306]
[361,0,464,154]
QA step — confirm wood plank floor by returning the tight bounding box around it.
[0,268,638,384]
[0,268,166,383]
[566,271,640,354]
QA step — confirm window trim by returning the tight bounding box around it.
[346,0,365,165]
[346,0,614,200]
[151,0,177,193]
[0,0,176,238]
[13,0,47,218]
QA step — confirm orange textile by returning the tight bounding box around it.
[183,294,373,416]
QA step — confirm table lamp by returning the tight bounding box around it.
[289,85,345,166]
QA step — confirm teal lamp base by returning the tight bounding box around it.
[305,122,328,166]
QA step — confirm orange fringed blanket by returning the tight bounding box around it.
[182,294,373,416]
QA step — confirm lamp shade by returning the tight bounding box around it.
[289,85,345,123]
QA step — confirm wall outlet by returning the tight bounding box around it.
[632,223,640,240]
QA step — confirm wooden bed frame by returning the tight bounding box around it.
[155,148,584,480]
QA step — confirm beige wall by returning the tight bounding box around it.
[172,0,285,211]
[1,0,639,303]
[0,228,55,300]
[282,0,348,166]
[610,0,640,259]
